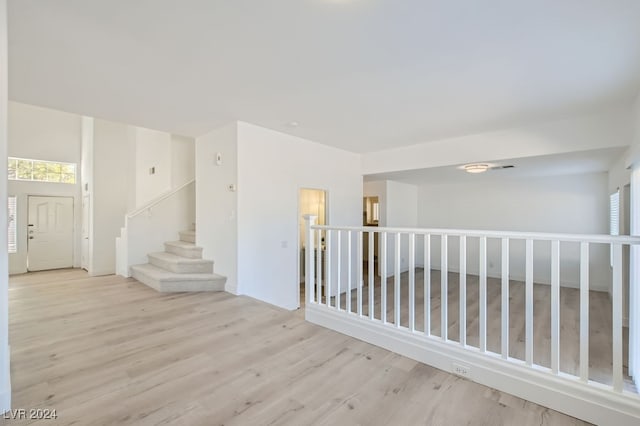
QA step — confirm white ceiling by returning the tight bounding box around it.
[8,1,640,153]
[364,147,627,184]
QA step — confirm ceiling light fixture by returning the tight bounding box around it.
[463,163,490,174]
[287,121,300,128]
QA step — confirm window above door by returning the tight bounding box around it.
[8,157,77,184]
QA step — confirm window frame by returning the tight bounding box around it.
[8,156,77,184]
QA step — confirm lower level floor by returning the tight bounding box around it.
[5,269,585,425]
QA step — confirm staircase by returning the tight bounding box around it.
[130,229,226,292]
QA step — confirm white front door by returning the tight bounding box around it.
[27,196,74,271]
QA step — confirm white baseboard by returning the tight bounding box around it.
[1,346,10,414]
[89,269,116,277]
[306,305,640,426]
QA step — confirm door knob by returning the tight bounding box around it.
[29,236,34,240]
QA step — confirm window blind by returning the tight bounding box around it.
[8,195,17,253]
[610,191,620,267]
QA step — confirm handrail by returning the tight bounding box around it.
[126,179,195,219]
[311,224,640,245]
[304,217,640,423]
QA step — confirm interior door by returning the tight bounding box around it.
[28,196,74,271]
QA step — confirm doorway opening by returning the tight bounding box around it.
[363,196,380,276]
[27,195,74,271]
[298,188,327,309]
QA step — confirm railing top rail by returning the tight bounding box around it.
[127,179,195,219]
[310,224,640,245]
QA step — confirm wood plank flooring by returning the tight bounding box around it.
[318,267,634,390]
[3,269,587,425]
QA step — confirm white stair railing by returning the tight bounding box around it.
[116,180,195,277]
[303,215,640,426]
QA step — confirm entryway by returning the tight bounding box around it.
[298,188,327,308]
[27,196,74,271]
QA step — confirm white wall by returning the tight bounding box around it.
[195,122,238,293]
[237,122,362,309]
[7,102,82,274]
[134,127,171,208]
[171,135,195,188]
[363,108,633,175]
[364,180,418,276]
[197,121,362,310]
[91,119,130,275]
[416,172,611,290]
[386,180,418,276]
[629,93,640,382]
[81,117,94,271]
[125,182,195,270]
[0,0,10,413]
[8,102,81,163]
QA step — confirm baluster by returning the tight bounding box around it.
[395,232,401,327]
[409,233,415,332]
[424,234,431,336]
[501,238,509,359]
[459,235,466,346]
[305,215,316,305]
[525,239,534,366]
[326,229,332,306]
[579,242,589,382]
[357,231,363,316]
[441,234,448,341]
[551,240,560,375]
[369,231,375,319]
[479,236,487,352]
[336,230,341,311]
[381,232,387,323]
[612,243,623,392]
[317,229,322,304]
[347,231,352,314]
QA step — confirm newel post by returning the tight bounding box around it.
[304,215,317,305]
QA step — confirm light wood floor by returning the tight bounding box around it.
[317,268,633,390]
[3,269,587,425]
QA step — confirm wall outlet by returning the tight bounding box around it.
[452,362,471,377]
[149,166,156,175]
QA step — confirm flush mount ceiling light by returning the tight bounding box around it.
[463,163,490,174]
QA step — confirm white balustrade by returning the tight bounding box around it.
[302,218,640,423]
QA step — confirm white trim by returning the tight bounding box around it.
[89,269,118,277]
[0,346,9,414]
[312,224,640,245]
[126,179,194,219]
[306,304,640,426]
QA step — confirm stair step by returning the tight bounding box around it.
[164,241,203,259]
[131,263,226,293]
[148,252,213,274]
[179,230,196,243]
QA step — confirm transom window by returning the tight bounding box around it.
[8,157,76,184]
